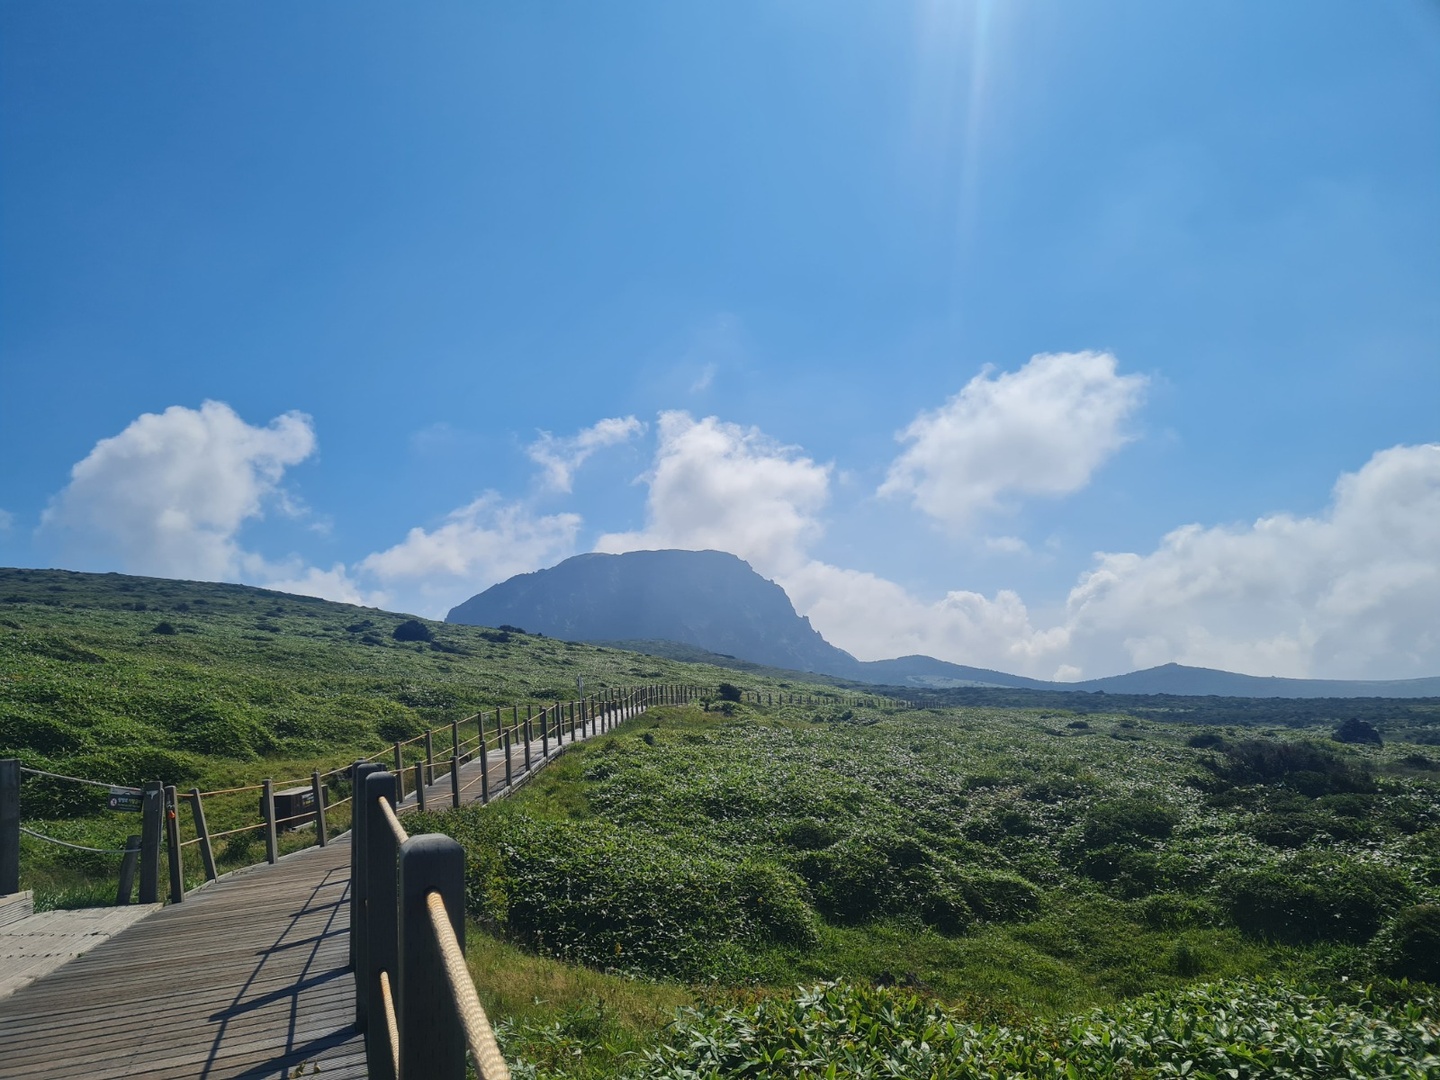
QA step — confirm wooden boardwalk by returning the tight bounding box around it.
[0,711,636,1079]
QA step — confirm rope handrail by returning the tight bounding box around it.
[19,765,139,793]
[195,781,268,798]
[426,889,511,1080]
[20,826,131,854]
[379,796,408,846]
[205,820,269,841]
[379,970,402,1079]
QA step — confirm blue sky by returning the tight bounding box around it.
[2,2,1437,681]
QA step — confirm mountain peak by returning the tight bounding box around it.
[447,549,860,675]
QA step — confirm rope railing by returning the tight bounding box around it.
[19,826,133,855]
[19,765,139,792]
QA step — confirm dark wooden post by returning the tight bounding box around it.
[351,760,383,979]
[503,730,512,788]
[311,772,328,848]
[479,738,490,804]
[524,707,532,770]
[393,743,404,801]
[450,719,460,766]
[189,788,218,880]
[397,834,466,1078]
[414,762,425,811]
[450,756,460,809]
[424,730,434,786]
[362,771,399,1080]
[261,779,278,864]
[541,705,550,758]
[164,785,185,903]
[138,781,163,904]
[116,835,140,905]
[0,759,18,896]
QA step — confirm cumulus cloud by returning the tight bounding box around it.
[1062,443,1440,680]
[880,351,1147,528]
[595,411,830,575]
[783,560,1069,672]
[527,416,645,493]
[359,494,581,616]
[41,401,317,580]
[0,509,14,534]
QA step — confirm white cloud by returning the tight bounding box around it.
[880,351,1148,528]
[527,416,645,493]
[0,509,13,534]
[595,411,830,575]
[783,559,1068,671]
[359,494,581,617]
[41,401,317,580]
[1061,443,1440,680]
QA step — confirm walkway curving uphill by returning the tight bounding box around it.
[0,700,649,1079]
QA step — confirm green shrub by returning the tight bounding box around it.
[62,747,203,788]
[391,619,433,642]
[1370,904,1440,983]
[716,682,742,703]
[779,817,837,850]
[1220,857,1414,943]
[1079,796,1178,849]
[0,711,84,757]
[1219,739,1375,795]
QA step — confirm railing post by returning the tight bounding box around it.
[424,730,434,786]
[503,730,512,788]
[397,834,467,1078]
[414,762,426,811]
[541,706,550,758]
[479,739,489,804]
[116,834,140,904]
[312,771,328,848]
[393,743,404,801]
[262,779,278,864]
[164,785,184,903]
[523,707,532,771]
[363,771,399,1080]
[351,760,384,981]
[451,719,460,766]
[138,781,163,904]
[0,759,18,896]
[190,788,218,880]
[450,756,460,809]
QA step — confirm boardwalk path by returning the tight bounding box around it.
[0,711,637,1079]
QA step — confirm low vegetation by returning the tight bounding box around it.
[5,568,1440,1075]
[407,698,1440,1077]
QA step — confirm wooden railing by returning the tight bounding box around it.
[348,685,654,1078]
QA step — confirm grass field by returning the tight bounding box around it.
[5,567,1439,1076]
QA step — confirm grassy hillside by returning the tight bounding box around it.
[0,567,800,904]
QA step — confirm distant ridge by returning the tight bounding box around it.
[447,549,1440,699]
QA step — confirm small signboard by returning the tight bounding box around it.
[107,787,143,812]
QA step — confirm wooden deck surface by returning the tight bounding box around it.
[0,708,635,1079]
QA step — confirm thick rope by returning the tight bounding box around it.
[19,766,138,792]
[19,826,131,854]
[379,969,401,1079]
[426,890,511,1080]
[379,796,409,845]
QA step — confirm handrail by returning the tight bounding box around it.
[427,889,511,1080]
